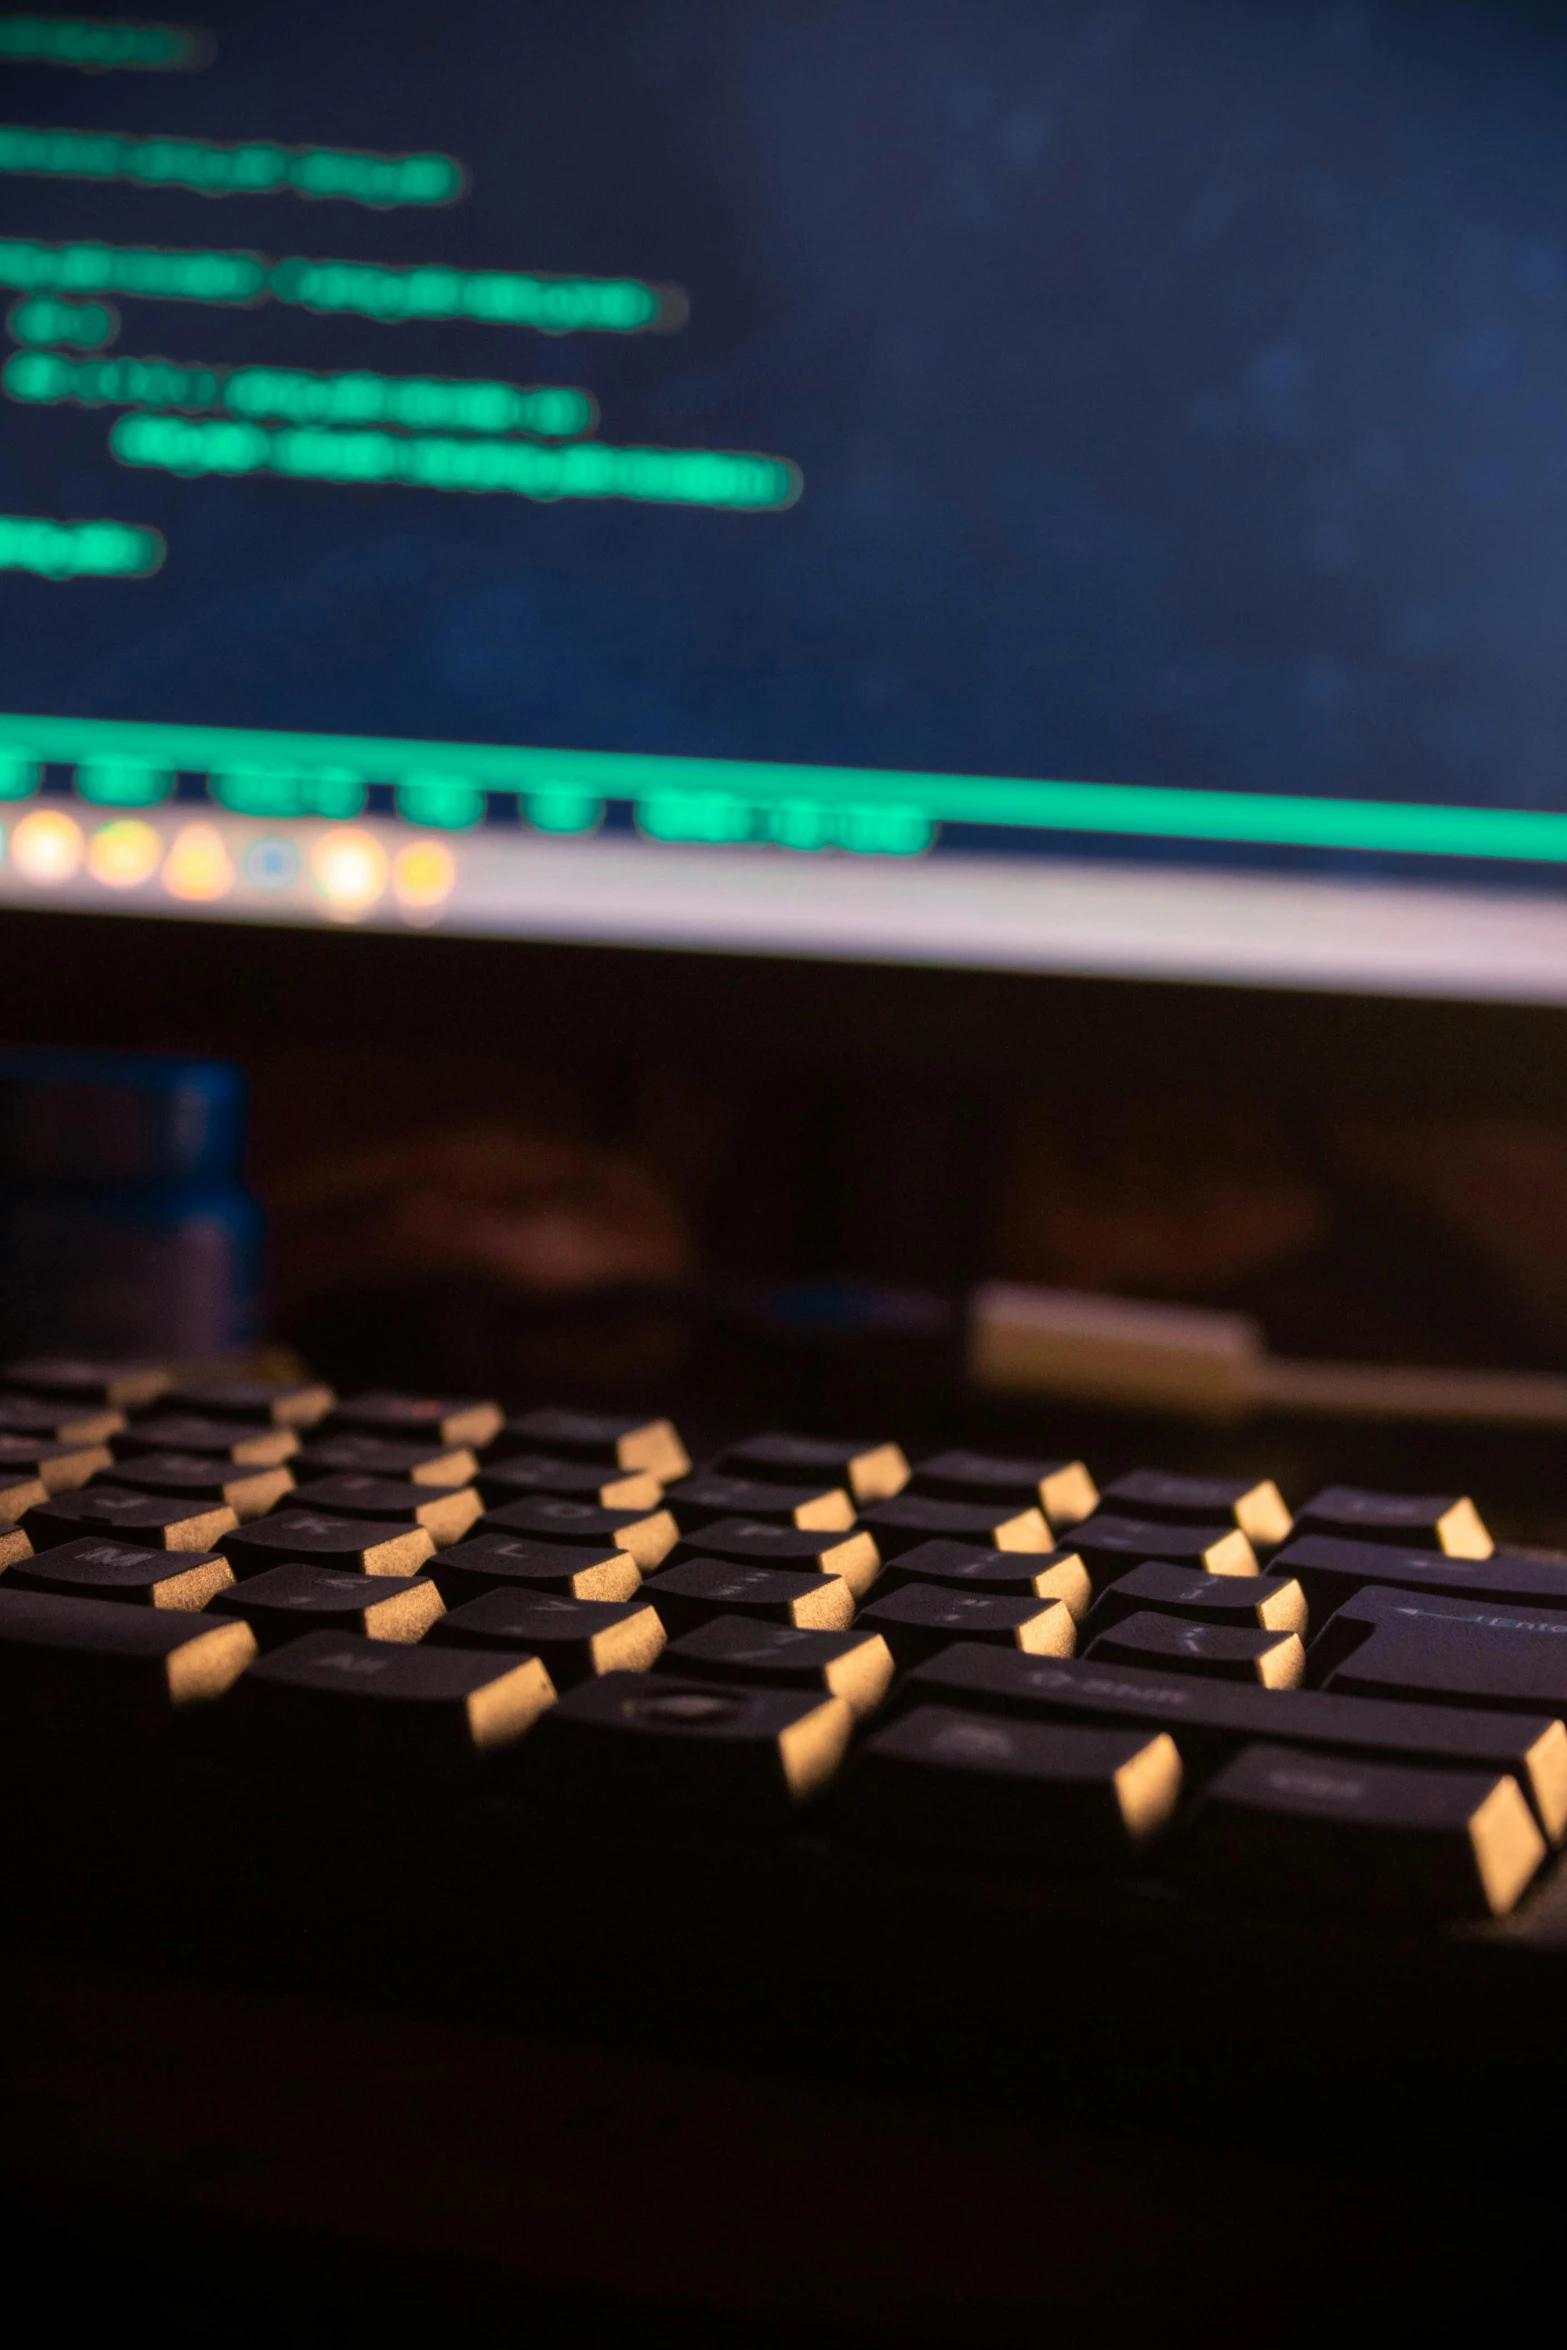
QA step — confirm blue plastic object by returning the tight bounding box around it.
[0,1048,261,1357]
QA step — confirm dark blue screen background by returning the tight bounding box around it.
[3,0,1567,841]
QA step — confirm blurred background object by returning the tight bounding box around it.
[0,1045,260,1358]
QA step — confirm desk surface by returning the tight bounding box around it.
[0,1947,1544,2348]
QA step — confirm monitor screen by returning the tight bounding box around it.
[3,0,1567,1000]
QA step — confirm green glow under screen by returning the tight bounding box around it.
[5,1,1567,893]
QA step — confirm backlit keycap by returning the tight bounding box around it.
[0,1585,254,1738]
[1084,1563,1308,1640]
[860,1495,1052,1559]
[219,1510,434,1580]
[859,1582,1076,1671]
[876,1538,1092,1619]
[907,1450,1099,1528]
[670,1516,880,1597]
[4,1356,170,1411]
[0,1394,124,1446]
[1086,1610,1304,1688]
[478,1495,676,1571]
[1174,1742,1543,1917]
[428,1590,664,1684]
[115,1414,301,1468]
[0,1433,112,1493]
[227,1633,554,1768]
[1054,1515,1258,1593]
[328,1390,503,1450]
[1293,1486,1491,1558]
[526,1671,853,1814]
[655,1618,894,1715]
[294,1434,478,1486]
[24,1487,237,1553]
[1100,1470,1292,1549]
[164,1378,335,1429]
[500,1410,690,1483]
[478,1454,664,1512]
[9,1533,233,1609]
[106,1450,293,1520]
[835,1705,1181,1866]
[640,1557,855,1636]
[717,1431,909,1505]
[286,1473,481,1547]
[210,1562,444,1649]
[431,1534,642,1605]
[663,1471,855,1534]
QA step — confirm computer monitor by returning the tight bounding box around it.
[2,0,1566,1005]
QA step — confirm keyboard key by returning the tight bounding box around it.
[1099,1470,1292,1549]
[478,1454,664,1512]
[885,1646,1567,1843]
[876,1537,1093,1619]
[497,1409,689,1482]
[0,1462,50,1525]
[164,1378,335,1429]
[478,1494,676,1571]
[1054,1514,1258,1593]
[1316,1592,1567,1717]
[655,1618,894,1715]
[907,1449,1099,1528]
[1272,1534,1567,1624]
[286,1474,481,1547]
[327,1389,503,1449]
[1311,1582,1567,1685]
[219,1510,434,1580]
[429,1534,642,1605]
[209,1562,445,1649]
[106,1451,294,1521]
[1086,1611,1304,1688]
[717,1431,909,1504]
[669,1516,880,1597]
[292,1434,476,1485]
[24,1487,237,1553]
[526,1672,853,1815]
[1293,1485,1492,1558]
[4,1356,170,1411]
[115,1414,301,1468]
[8,1534,233,1610]
[0,1586,254,1739]
[662,1471,856,1534]
[1083,1563,1308,1640]
[0,1393,124,1446]
[860,1495,1052,1559]
[428,1591,665,1684]
[226,1634,554,1769]
[640,1558,856,1637]
[1173,1741,1544,1918]
[835,1705,1181,1866]
[0,1434,113,1493]
[859,1582,1076,1671]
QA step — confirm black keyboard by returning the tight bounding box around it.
[9,1354,1567,1951]
[12,1363,1567,2058]
[11,1354,1567,2342]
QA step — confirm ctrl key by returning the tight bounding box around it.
[1174,1742,1546,1919]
